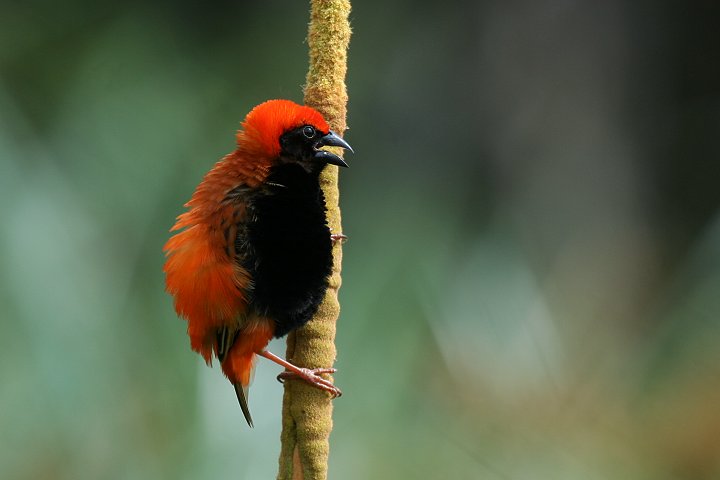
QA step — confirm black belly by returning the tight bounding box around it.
[241,164,333,338]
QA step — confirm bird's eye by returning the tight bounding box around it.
[302,126,316,138]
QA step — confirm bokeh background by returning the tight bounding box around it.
[2,1,720,478]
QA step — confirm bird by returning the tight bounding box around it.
[163,99,352,426]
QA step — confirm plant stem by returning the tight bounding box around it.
[277,1,351,480]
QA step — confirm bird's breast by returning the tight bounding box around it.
[241,164,334,337]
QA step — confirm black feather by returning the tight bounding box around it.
[216,327,239,364]
[234,383,254,427]
[239,162,333,338]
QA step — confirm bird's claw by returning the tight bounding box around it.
[330,233,348,244]
[277,367,342,398]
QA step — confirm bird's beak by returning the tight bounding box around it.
[314,130,352,168]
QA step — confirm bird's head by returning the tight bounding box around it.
[237,99,352,172]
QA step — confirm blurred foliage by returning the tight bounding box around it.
[2,1,720,479]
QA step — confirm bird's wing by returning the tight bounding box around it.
[217,185,278,427]
[216,324,240,364]
[213,184,260,362]
[163,181,260,364]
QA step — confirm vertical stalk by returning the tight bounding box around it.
[277,1,351,479]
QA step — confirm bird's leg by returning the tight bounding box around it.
[330,232,348,244]
[258,350,342,398]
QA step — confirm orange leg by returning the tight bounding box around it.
[258,350,342,398]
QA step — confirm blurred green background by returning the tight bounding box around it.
[2,1,720,479]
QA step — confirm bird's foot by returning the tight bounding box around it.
[330,233,348,244]
[277,368,342,398]
[258,350,342,398]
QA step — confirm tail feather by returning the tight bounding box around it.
[222,319,274,427]
[234,383,253,427]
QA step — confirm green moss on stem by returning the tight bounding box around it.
[277,1,351,480]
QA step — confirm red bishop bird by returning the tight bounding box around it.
[163,99,352,426]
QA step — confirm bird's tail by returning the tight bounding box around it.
[221,320,274,427]
[234,383,253,427]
